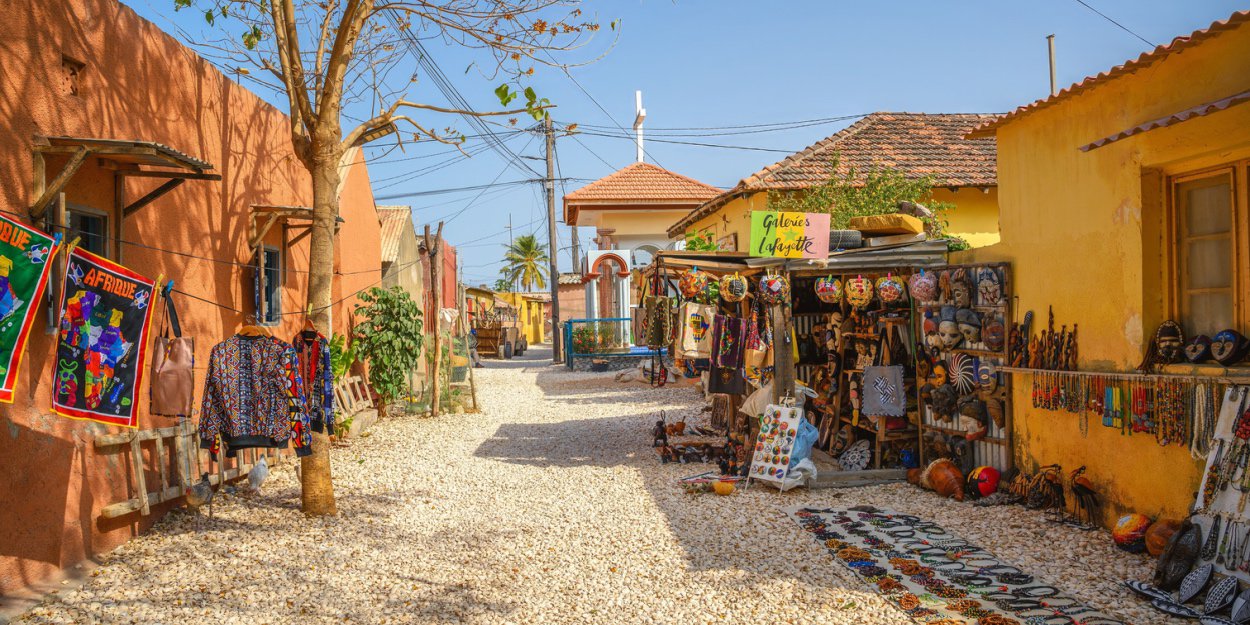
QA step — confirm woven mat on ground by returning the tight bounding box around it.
[786,507,1126,625]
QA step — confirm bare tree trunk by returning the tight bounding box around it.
[301,148,339,517]
[425,223,444,418]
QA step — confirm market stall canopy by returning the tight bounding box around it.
[31,135,221,219]
[646,240,948,275]
[749,240,950,273]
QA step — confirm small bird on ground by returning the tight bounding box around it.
[248,456,269,495]
[185,473,215,529]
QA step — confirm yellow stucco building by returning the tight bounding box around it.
[666,112,1002,249]
[961,10,1250,525]
[498,292,551,345]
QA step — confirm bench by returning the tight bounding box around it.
[333,375,378,438]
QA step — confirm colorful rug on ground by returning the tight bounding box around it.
[787,507,1126,625]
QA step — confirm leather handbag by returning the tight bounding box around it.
[150,291,195,416]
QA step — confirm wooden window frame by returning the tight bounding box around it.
[1167,160,1250,335]
[256,244,283,326]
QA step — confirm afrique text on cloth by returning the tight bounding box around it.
[52,247,157,428]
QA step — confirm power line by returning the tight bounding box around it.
[372,176,590,201]
[569,132,618,172]
[1072,0,1156,47]
[576,114,868,133]
[574,129,798,154]
[574,114,869,137]
[384,13,541,179]
[543,51,668,169]
[438,133,542,224]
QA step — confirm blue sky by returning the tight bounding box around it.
[124,0,1245,285]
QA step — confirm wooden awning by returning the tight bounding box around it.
[248,205,345,251]
[31,136,221,219]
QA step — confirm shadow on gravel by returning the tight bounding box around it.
[474,371,831,580]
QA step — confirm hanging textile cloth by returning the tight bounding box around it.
[52,247,158,427]
[711,314,746,369]
[199,334,312,459]
[678,302,715,359]
[293,330,335,434]
[0,213,61,403]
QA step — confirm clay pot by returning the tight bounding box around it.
[1146,519,1183,557]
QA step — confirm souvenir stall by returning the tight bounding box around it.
[911,263,1014,474]
[776,241,952,472]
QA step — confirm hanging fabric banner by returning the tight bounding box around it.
[52,247,157,428]
[0,214,61,402]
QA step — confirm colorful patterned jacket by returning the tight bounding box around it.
[292,331,334,434]
[198,335,312,458]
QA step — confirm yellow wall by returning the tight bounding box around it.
[954,22,1250,526]
[681,193,767,251]
[679,188,1000,251]
[498,293,548,344]
[932,187,1000,247]
[581,208,694,237]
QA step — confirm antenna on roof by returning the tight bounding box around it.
[633,90,646,163]
[1047,35,1058,97]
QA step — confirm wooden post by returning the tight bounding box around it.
[771,304,795,403]
[423,222,445,418]
[458,283,479,412]
[544,116,562,363]
[129,435,150,516]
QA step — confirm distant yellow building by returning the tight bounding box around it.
[961,10,1250,525]
[666,112,1002,249]
[495,292,550,345]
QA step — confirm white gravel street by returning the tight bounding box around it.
[14,347,1181,624]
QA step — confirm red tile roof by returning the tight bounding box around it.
[970,10,1250,138]
[377,205,412,265]
[563,162,721,224]
[667,112,999,237]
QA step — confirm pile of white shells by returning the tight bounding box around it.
[14,351,1183,624]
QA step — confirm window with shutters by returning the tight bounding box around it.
[1170,162,1249,338]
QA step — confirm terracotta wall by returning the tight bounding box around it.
[0,0,379,594]
[418,237,458,325]
[953,17,1250,526]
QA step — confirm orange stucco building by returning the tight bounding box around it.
[0,0,381,595]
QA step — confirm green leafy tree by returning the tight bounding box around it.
[767,156,969,251]
[352,287,425,407]
[682,228,719,252]
[500,234,549,291]
[492,278,513,292]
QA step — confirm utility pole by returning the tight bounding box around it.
[544,116,562,363]
[423,222,445,417]
[507,213,515,292]
[570,225,581,274]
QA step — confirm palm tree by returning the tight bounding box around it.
[500,234,550,291]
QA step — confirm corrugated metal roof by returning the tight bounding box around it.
[46,136,213,171]
[377,205,412,265]
[739,240,949,272]
[1079,89,1250,151]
